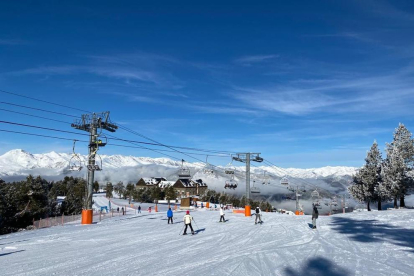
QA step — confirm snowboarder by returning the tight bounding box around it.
[138,205,141,214]
[219,207,225,222]
[167,207,173,224]
[183,210,195,235]
[312,204,319,229]
[255,207,262,224]
[121,207,125,215]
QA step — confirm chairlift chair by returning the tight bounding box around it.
[225,179,237,190]
[280,176,289,186]
[69,140,83,171]
[69,156,83,171]
[203,156,215,175]
[311,189,320,199]
[87,153,103,171]
[224,160,236,175]
[251,180,261,194]
[178,159,191,179]
[262,171,270,185]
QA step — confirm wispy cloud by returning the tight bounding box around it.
[6,65,180,88]
[229,65,414,116]
[304,32,378,44]
[234,54,279,65]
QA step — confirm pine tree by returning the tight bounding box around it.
[93,181,100,193]
[105,182,113,199]
[125,183,135,204]
[348,168,370,210]
[114,181,125,199]
[363,141,385,210]
[164,185,176,208]
[348,141,383,211]
[381,146,410,208]
[385,123,414,207]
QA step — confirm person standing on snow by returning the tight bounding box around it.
[183,210,195,235]
[219,207,226,222]
[138,205,141,214]
[167,207,173,224]
[255,207,262,224]
[312,204,319,229]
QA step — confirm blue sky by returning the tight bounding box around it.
[0,0,414,168]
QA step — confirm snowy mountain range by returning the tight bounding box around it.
[0,149,358,194]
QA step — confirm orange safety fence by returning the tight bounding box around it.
[32,214,82,229]
[232,209,245,214]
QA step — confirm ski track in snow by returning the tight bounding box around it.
[0,200,414,276]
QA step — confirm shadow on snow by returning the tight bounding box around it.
[0,250,25,257]
[329,216,414,253]
[284,256,351,276]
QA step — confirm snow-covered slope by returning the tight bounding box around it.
[1,205,413,276]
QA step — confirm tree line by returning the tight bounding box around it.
[348,123,414,211]
[0,176,86,234]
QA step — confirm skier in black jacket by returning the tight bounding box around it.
[312,204,319,229]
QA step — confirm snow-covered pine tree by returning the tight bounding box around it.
[386,123,414,207]
[381,146,407,208]
[349,167,371,210]
[348,141,383,211]
[363,141,385,210]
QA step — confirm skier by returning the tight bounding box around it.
[255,207,262,224]
[121,207,125,215]
[183,210,195,235]
[312,204,319,229]
[167,207,173,224]
[148,206,152,213]
[219,207,226,222]
[138,205,141,214]
[117,207,119,213]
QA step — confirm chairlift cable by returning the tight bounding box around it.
[0,89,91,113]
[0,101,79,118]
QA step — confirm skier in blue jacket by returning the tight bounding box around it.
[167,207,173,224]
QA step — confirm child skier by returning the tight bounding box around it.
[255,207,262,224]
[219,207,226,222]
[183,210,195,235]
[167,207,173,224]
[312,204,319,229]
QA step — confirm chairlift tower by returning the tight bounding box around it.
[71,112,117,224]
[232,153,263,217]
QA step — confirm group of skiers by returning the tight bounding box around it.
[166,207,194,234]
[163,204,319,233]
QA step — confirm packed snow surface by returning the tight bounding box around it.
[1,199,414,275]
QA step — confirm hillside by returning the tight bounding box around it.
[0,149,357,193]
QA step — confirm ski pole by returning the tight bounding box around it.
[179,224,185,235]
[193,220,200,230]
